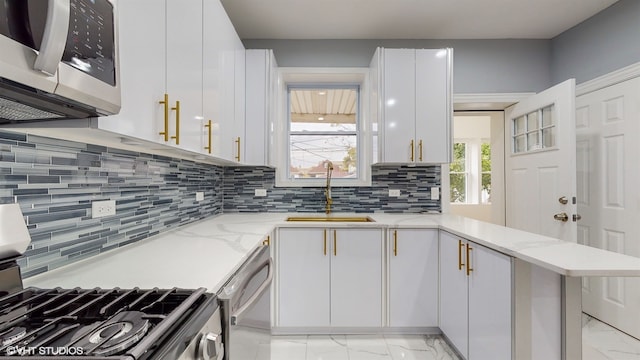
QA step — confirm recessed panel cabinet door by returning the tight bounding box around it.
[277,228,330,327]
[468,242,512,360]
[439,231,469,358]
[166,0,203,153]
[383,49,416,163]
[330,228,383,327]
[416,49,452,163]
[389,229,438,327]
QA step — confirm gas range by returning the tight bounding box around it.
[0,204,224,360]
[0,282,222,359]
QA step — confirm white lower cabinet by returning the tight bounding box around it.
[440,231,512,360]
[277,227,383,328]
[388,229,438,327]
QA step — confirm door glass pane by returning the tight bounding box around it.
[514,135,525,153]
[514,116,525,135]
[527,111,539,131]
[542,105,554,127]
[542,128,555,148]
[527,132,540,151]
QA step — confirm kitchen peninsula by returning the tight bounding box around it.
[24,213,640,360]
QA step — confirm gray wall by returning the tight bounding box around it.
[243,39,552,93]
[551,0,640,85]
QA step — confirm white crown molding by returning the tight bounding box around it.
[576,61,640,96]
[453,93,535,110]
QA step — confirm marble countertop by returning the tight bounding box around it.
[25,213,640,293]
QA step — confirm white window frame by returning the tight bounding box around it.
[273,67,371,187]
[451,138,490,204]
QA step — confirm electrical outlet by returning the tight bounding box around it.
[389,189,401,197]
[195,192,204,201]
[255,189,267,197]
[92,200,116,218]
[431,187,440,200]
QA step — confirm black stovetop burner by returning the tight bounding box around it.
[0,285,212,359]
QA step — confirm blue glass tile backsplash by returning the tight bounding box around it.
[223,165,441,213]
[0,130,441,277]
[0,131,223,278]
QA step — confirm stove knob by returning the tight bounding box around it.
[197,332,223,360]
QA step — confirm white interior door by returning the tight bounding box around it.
[576,77,640,339]
[505,79,577,242]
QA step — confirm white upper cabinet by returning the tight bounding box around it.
[204,6,245,162]
[100,0,244,159]
[244,49,278,166]
[372,47,452,164]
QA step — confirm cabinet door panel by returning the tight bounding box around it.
[439,231,469,358]
[277,228,330,327]
[166,0,203,152]
[416,49,451,163]
[98,0,166,141]
[330,229,383,327]
[468,244,512,360]
[389,229,438,327]
[383,49,416,163]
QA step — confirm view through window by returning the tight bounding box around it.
[288,86,359,180]
[450,115,492,204]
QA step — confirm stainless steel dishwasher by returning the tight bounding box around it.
[218,244,272,360]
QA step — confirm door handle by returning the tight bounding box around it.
[553,213,569,222]
[230,258,273,325]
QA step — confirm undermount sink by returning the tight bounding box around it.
[285,216,375,223]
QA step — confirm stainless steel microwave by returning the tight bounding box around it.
[0,0,120,123]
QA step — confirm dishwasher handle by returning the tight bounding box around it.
[230,257,273,326]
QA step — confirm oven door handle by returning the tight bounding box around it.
[230,257,273,326]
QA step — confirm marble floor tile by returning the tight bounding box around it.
[268,336,308,360]
[305,335,349,360]
[265,315,640,360]
[582,315,640,360]
[385,335,459,360]
[347,335,392,360]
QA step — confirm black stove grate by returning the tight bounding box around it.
[0,286,209,359]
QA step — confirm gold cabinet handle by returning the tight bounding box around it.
[159,94,169,142]
[235,137,241,162]
[419,140,423,162]
[393,230,398,257]
[466,243,473,276]
[458,240,465,270]
[204,120,212,154]
[410,139,415,162]
[323,229,327,256]
[333,229,337,256]
[171,101,180,145]
[262,235,270,246]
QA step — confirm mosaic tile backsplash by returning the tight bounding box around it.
[0,131,223,278]
[223,165,441,213]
